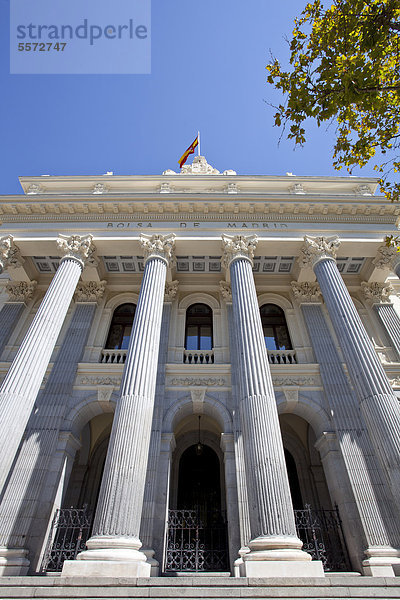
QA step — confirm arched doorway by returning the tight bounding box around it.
[165,419,229,573]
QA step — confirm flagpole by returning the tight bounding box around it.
[198,131,201,156]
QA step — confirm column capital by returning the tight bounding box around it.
[360,281,394,305]
[140,233,176,267]
[57,234,96,269]
[74,280,106,303]
[291,281,322,304]
[298,235,340,270]
[0,236,24,273]
[164,280,179,301]
[5,280,37,303]
[219,280,232,301]
[221,234,258,269]
[373,243,400,271]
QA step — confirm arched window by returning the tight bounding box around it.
[260,303,292,351]
[185,303,213,350]
[105,303,136,350]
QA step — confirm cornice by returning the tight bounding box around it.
[0,201,398,225]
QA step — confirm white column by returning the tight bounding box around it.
[63,234,175,578]
[293,282,400,576]
[222,234,323,578]
[360,281,400,361]
[300,236,400,508]
[0,234,95,495]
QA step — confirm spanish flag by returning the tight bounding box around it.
[179,135,199,168]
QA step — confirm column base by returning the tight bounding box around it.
[61,535,151,578]
[362,547,400,577]
[241,535,325,578]
[141,547,159,576]
[0,548,29,576]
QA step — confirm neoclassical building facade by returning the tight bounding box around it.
[0,156,400,579]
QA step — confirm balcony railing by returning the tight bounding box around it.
[100,348,296,366]
[100,349,127,364]
[183,349,214,364]
[267,349,297,364]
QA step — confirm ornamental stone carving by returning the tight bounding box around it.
[356,184,372,196]
[360,281,394,304]
[92,183,109,194]
[298,235,340,269]
[5,280,37,303]
[159,183,173,194]
[289,183,305,195]
[373,244,400,270]
[273,376,318,386]
[221,234,258,269]
[0,235,24,273]
[171,377,225,387]
[164,280,179,301]
[219,280,232,301]
[291,281,322,303]
[74,281,106,303]
[80,376,121,386]
[140,233,176,266]
[27,183,43,195]
[56,234,96,269]
[181,156,220,175]
[225,183,239,194]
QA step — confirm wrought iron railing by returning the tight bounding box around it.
[164,509,228,572]
[294,504,350,572]
[41,507,93,573]
[41,505,350,574]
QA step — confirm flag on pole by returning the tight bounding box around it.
[179,135,199,168]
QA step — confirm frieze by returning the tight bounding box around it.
[170,377,226,387]
[273,376,318,387]
[80,376,121,386]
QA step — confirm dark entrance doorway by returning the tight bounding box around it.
[165,443,229,573]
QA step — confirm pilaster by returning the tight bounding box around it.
[0,280,103,575]
[300,235,400,526]
[295,285,400,576]
[0,234,95,498]
[360,282,400,361]
[0,282,37,357]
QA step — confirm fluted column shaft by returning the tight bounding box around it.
[0,301,97,550]
[91,257,170,543]
[302,302,400,554]
[313,257,400,502]
[229,256,298,544]
[140,302,172,554]
[0,303,25,357]
[374,303,400,360]
[0,254,86,494]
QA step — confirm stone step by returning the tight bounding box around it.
[0,577,399,600]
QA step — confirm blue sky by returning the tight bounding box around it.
[0,0,378,195]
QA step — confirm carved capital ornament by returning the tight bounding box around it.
[291,281,323,304]
[0,235,24,273]
[6,280,37,303]
[140,233,176,267]
[360,281,394,304]
[164,280,179,301]
[74,280,106,303]
[373,244,400,271]
[221,234,258,269]
[298,235,340,270]
[56,234,96,269]
[219,280,232,301]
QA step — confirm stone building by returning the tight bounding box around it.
[0,156,400,581]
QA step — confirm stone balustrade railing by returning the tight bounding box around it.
[267,349,297,365]
[100,349,127,364]
[183,349,214,364]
